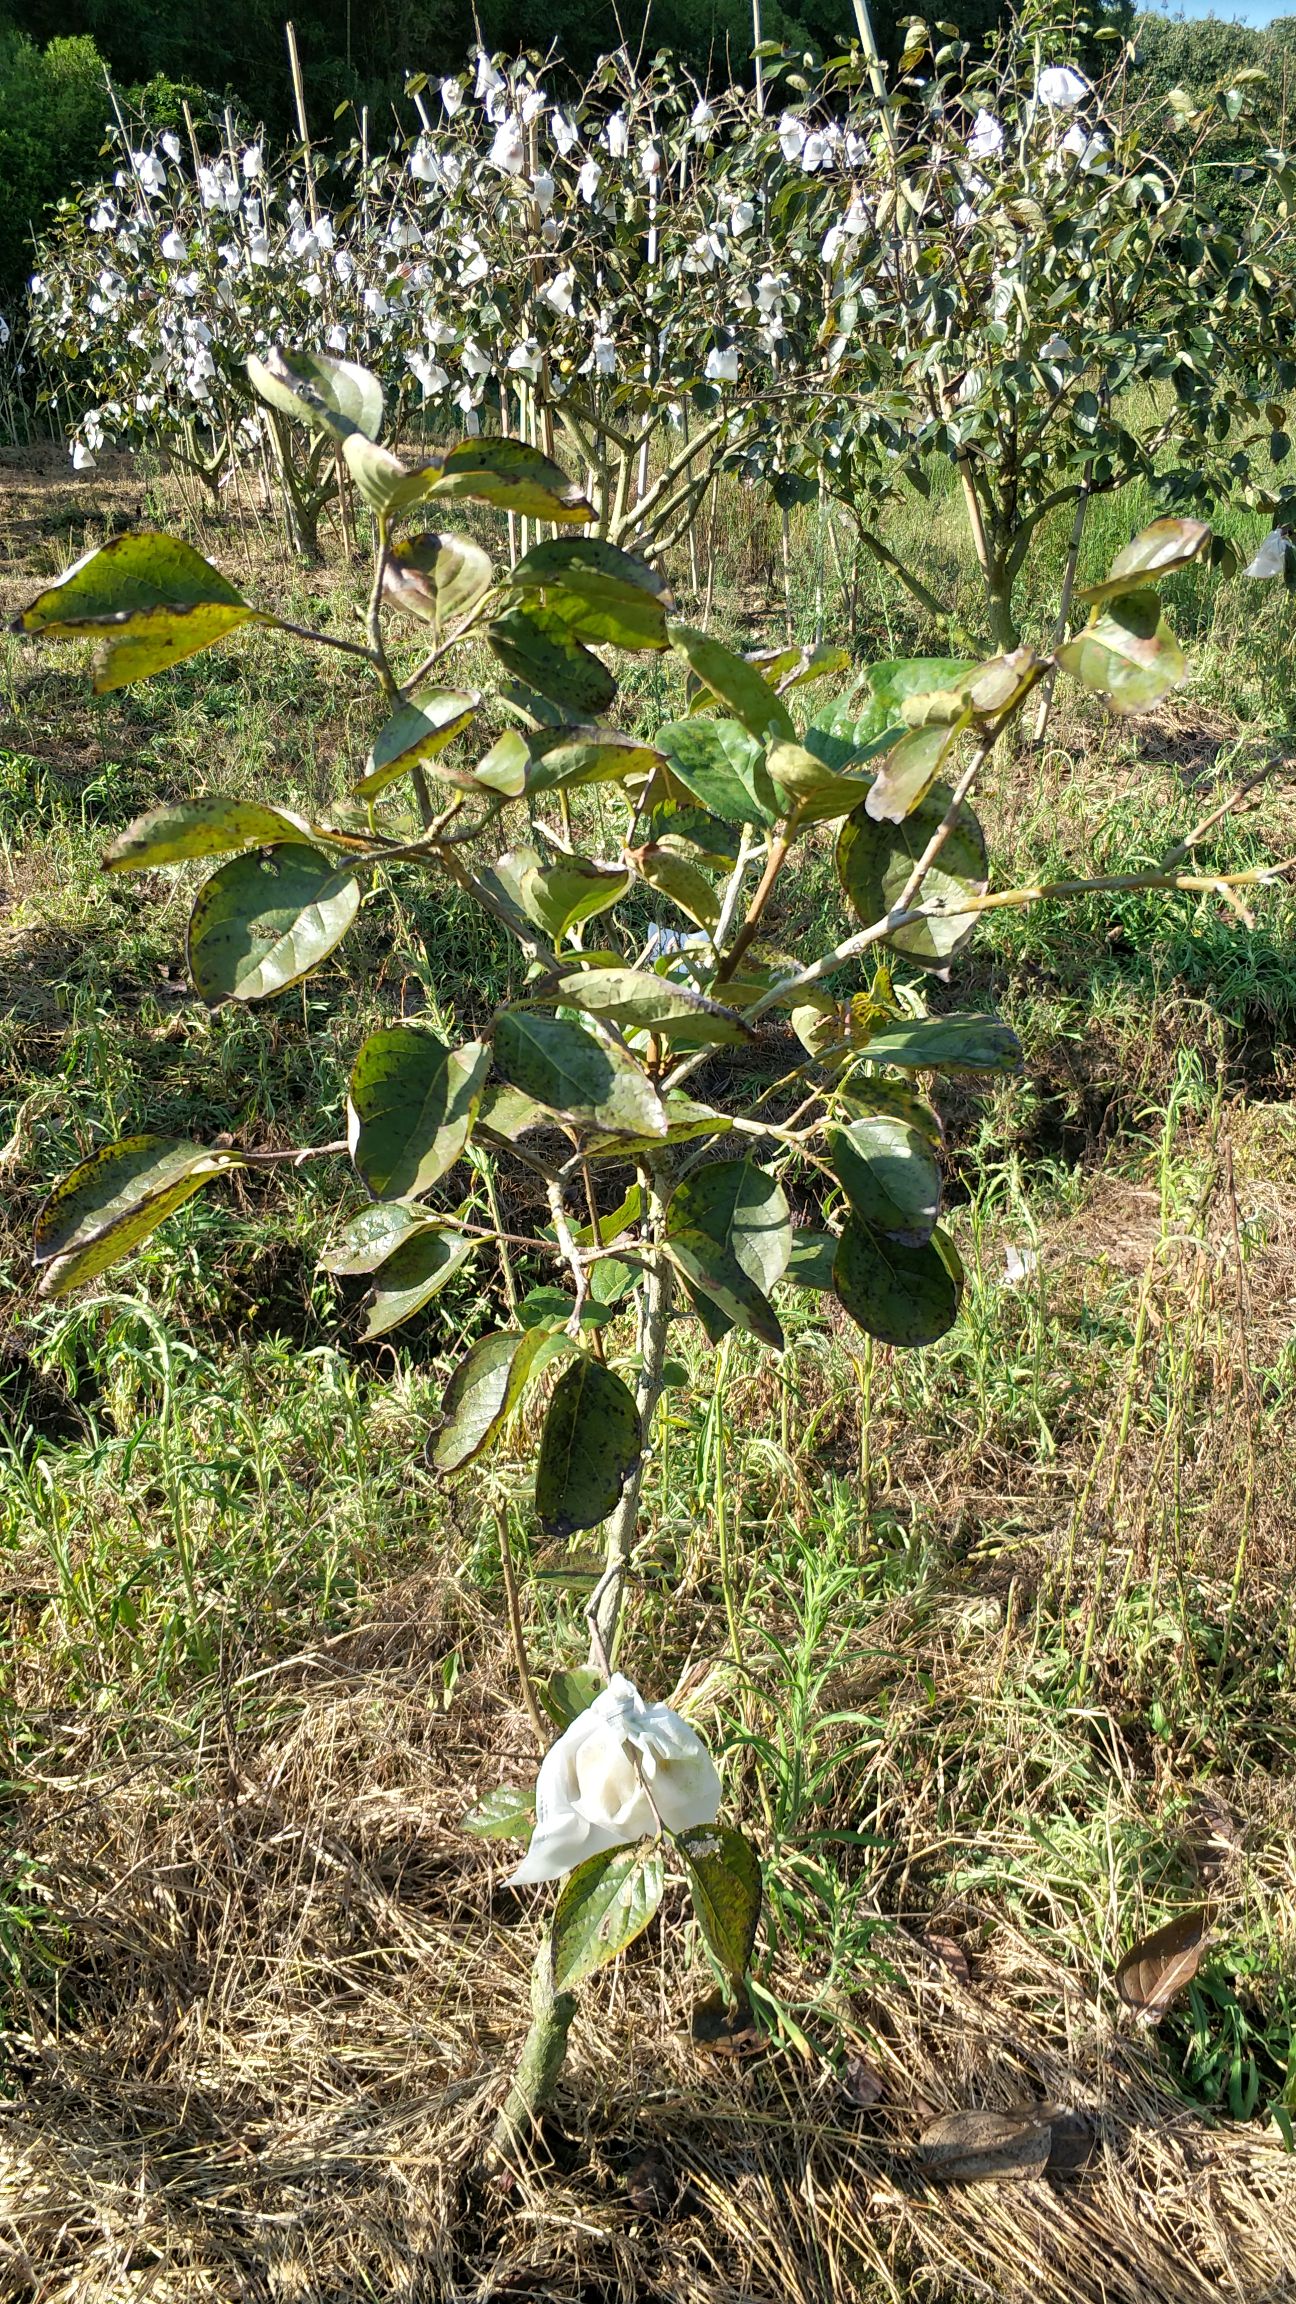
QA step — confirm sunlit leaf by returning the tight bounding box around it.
[527,729,666,794]
[432,1324,571,1472]
[555,966,754,1046]
[1115,1908,1208,2020]
[833,1217,963,1345]
[354,689,480,799]
[103,796,308,872]
[429,437,595,522]
[319,1200,432,1275]
[516,855,630,941]
[855,1012,1022,1072]
[667,625,797,743]
[462,1784,535,1839]
[246,347,383,441]
[676,1824,762,1987]
[33,1134,242,1297]
[1058,589,1187,715]
[14,532,265,690]
[665,1159,790,1349]
[655,717,779,826]
[550,1843,664,1988]
[1078,516,1212,606]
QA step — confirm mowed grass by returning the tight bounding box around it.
[1,444,1296,2300]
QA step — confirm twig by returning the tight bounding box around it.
[497,1504,548,1753]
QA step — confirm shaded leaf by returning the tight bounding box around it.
[691,1984,764,2059]
[493,1010,666,1138]
[655,718,779,825]
[833,1217,963,1346]
[765,737,874,823]
[515,540,670,650]
[471,731,530,797]
[432,1324,570,1473]
[630,844,721,929]
[837,786,988,968]
[786,1229,840,1289]
[827,1117,941,1244]
[319,1200,431,1275]
[383,529,494,629]
[676,1824,762,1986]
[843,2054,886,2108]
[540,1667,603,1729]
[1115,1908,1209,2021]
[666,1160,790,1349]
[341,433,444,518]
[363,1226,476,1336]
[103,795,308,872]
[535,1356,641,1536]
[186,842,362,1003]
[489,605,616,717]
[348,1028,488,1199]
[550,1843,665,1990]
[917,2108,1052,2184]
[856,1013,1022,1073]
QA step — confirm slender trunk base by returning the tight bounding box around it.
[587,1223,672,1670]
[490,1942,577,2165]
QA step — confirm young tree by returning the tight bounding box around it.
[11,345,1283,2147]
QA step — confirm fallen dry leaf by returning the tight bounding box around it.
[843,2052,886,2108]
[924,1932,971,1985]
[691,1986,765,2061]
[1115,1907,1209,2021]
[917,2107,1051,2184]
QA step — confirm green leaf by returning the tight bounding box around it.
[383,529,495,629]
[555,966,754,1047]
[517,855,631,942]
[432,1325,570,1473]
[586,1091,728,1159]
[462,1784,535,1839]
[472,731,530,797]
[527,730,666,795]
[14,532,264,691]
[246,347,383,441]
[827,1117,941,1244]
[1057,591,1187,716]
[512,540,670,651]
[864,723,961,825]
[341,433,445,518]
[676,1824,762,1986]
[833,1217,963,1346]
[667,625,796,743]
[786,1229,840,1289]
[493,1011,667,1138]
[518,1284,616,1332]
[475,1082,552,1141]
[665,1159,791,1350]
[764,737,873,823]
[550,1843,665,1990]
[186,842,362,1003]
[655,718,779,825]
[430,437,595,522]
[896,651,1042,731]
[541,1667,603,1730]
[348,1028,489,1200]
[354,690,480,800]
[535,1356,642,1536]
[102,795,308,872]
[574,1182,642,1247]
[319,1200,432,1275]
[33,1134,242,1295]
[489,606,616,718]
[857,1013,1022,1072]
[362,1226,476,1336]
[1078,517,1212,607]
[631,843,720,929]
[749,640,851,692]
[836,785,987,969]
